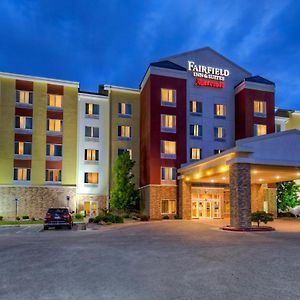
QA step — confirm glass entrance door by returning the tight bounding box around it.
[84,201,98,217]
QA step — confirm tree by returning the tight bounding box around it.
[251,211,274,227]
[276,181,300,212]
[110,151,140,212]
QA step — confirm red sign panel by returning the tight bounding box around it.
[194,78,224,89]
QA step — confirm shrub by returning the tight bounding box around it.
[93,215,103,223]
[114,215,124,223]
[22,215,29,220]
[106,222,113,225]
[31,217,36,221]
[16,216,20,221]
[251,211,274,227]
[0,216,3,221]
[174,214,182,220]
[74,213,84,220]
[162,215,169,219]
[140,215,149,221]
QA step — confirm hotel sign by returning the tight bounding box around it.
[187,61,230,89]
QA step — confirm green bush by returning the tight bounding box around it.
[16,216,20,221]
[0,216,3,221]
[140,215,149,221]
[162,215,169,219]
[31,217,36,221]
[93,213,124,224]
[174,214,182,219]
[93,215,103,223]
[74,213,84,220]
[251,211,274,227]
[22,216,29,220]
[114,215,124,223]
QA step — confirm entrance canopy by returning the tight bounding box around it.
[179,130,300,185]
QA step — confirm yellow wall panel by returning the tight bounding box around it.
[62,86,78,185]
[0,78,15,184]
[31,82,47,185]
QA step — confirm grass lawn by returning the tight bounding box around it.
[0,220,44,225]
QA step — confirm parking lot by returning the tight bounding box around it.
[0,219,299,300]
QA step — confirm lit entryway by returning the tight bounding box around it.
[84,201,98,217]
[191,188,223,219]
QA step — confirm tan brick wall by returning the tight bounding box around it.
[0,186,76,219]
[140,185,177,219]
[229,163,251,229]
[0,186,109,219]
[251,184,265,212]
[178,180,191,220]
[265,188,277,217]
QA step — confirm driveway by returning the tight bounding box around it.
[0,220,299,300]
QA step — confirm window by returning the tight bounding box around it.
[118,125,131,139]
[48,94,62,108]
[85,126,99,138]
[16,91,32,105]
[161,141,176,159]
[85,103,99,116]
[275,124,281,133]
[46,144,62,157]
[161,89,176,106]
[254,124,267,136]
[214,149,223,155]
[118,103,132,117]
[254,100,266,117]
[161,200,176,214]
[161,167,176,182]
[161,114,176,132]
[46,169,62,182]
[118,148,132,159]
[85,149,99,161]
[190,148,201,160]
[15,116,32,130]
[190,101,202,114]
[15,142,32,155]
[214,127,226,140]
[84,172,98,184]
[190,124,202,138]
[214,104,226,117]
[47,119,62,132]
[14,168,31,181]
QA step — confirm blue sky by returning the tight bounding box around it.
[0,0,299,108]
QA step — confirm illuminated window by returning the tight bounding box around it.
[190,124,202,138]
[161,141,176,158]
[46,144,62,157]
[118,148,132,159]
[190,148,201,160]
[161,200,176,214]
[85,103,99,116]
[48,94,63,108]
[161,89,176,106]
[214,127,226,140]
[47,119,62,132]
[161,167,176,182]
[214,149,223,155]
[46,169,62,182]
[14,168,31,181]
[161,114,176,132]
[214,104,226,117]
[118,125,131,139]
[85,149,99,161]
[15,142,32,155]
[84,172,98,184]
[85,126,99,138]
[15,116,32,130]
[16,91,32,104]
[254,124,267,136]
[190,101,202,114]
[118,103,132,117]
[254,100,266,117]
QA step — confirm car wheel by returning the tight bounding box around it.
[44,226,48,230]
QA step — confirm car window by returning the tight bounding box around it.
[48,208,68,214]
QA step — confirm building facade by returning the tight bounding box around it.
[0,47,299,221]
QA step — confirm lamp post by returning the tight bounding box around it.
[14,198,19,220]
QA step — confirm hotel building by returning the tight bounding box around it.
[1,47,300,228]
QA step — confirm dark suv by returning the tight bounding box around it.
[44,208,73,230]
